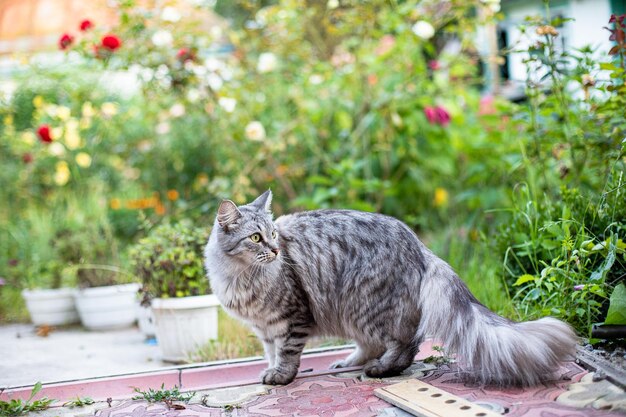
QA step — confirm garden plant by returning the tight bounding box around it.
[0,0,624,357]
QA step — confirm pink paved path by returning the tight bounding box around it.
[0,341,621,416]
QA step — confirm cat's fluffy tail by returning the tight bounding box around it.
[417,257,577,386]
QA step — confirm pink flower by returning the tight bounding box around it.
[479,95,496,115]
[58,33,74,50]
[375,35,396,56]
[428,60,441,70]
[424,106,438,124]
[424,106,451,126]
[435,106,450,126]
[79,19,93,31]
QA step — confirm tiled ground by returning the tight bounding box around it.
[26,359,625,417]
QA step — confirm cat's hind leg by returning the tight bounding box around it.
[329,343,378,369]
[363,339,419,377]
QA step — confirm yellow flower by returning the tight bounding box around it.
[32,96,44,109]
[75,152,92,168]
[21,132,36,145]
[3,115,13,127]
[110,198,122,210]
[64,119,82,149]
[101,102,118,117]
[166,189,179,201]
[82,102,96,118]
[433,187,449,207]
[52,127,63,141]
[54,161,70,186]
[57,106,71,121]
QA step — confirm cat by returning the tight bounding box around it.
[204,190,577,386]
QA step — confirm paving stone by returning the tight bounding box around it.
[196,384,271,407]
[557,372,626,413]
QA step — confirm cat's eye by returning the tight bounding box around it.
[250,233,261,243]
[272,230,277,239]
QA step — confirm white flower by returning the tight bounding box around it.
[245,121,266,142]
[218,97,237,113]
[206,73,223,91]
[156,122,171,135]
[151,30,173,47]
[309,74,324,85]
[204,57,224,72]
[169,103,186,118]
[161,7,181,22]
[327,0,339,9]
[481,0,501,12]
[186,89,201,103]
[48,142,66,156]
[412,21,435,40]
[257,52,278,73]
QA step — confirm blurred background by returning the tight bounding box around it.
[1,0,625,362]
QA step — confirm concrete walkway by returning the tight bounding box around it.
[0,324,161,388]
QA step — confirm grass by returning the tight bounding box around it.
[191,309,351,363]
[132,384,194,409]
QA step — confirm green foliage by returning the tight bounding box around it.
[129,221,210,301]
[0,382,55,416]
[492,11,626,335]
[132,384,195,406]
[605,283,626,325]
[62,396,95,408]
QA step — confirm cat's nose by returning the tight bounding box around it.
[271,248,280,256]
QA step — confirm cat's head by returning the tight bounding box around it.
[213,190,280,265]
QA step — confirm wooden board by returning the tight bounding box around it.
[374,379,501,417]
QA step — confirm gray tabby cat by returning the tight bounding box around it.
[204,190,577,386]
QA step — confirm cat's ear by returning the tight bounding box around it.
[251,189,272,213]
[217,200,242,229]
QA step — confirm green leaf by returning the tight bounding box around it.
[590,235,617,281]
[514,274,536,286]
[605,283,626,325]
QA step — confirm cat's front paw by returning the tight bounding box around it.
[329,359,349,369]
[260,367,297,385]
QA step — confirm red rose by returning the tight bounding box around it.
[176,48,195,62]
[101,34,122,51]
[80,19,93,31]
[59,33,74,50]
[22,153,33,164]
[37,125,53,143]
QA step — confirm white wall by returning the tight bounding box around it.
[501,0,612,84]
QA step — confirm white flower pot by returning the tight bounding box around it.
[151,294,220,363]
[74,283,140,330]
[22,287,79,326]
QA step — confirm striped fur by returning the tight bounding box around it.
[204,190,577,386]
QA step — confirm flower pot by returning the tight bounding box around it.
[136,303,156,338]
[74,283,140,330]
[21,287,79,326]
[151,294,220,363]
